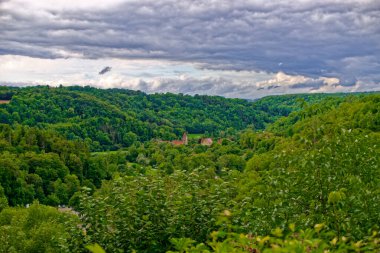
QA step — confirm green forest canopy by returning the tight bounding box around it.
[0,85,356,150]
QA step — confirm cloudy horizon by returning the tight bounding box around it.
[1,0,379,99]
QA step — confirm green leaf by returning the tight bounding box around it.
[86,243,106,253]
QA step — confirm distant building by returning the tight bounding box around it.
[199,138,213,146]
[159,133,215,147]
[171,132,188,145]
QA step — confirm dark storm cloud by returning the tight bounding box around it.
[130,77,249,97]
[99,66,112,75]
[1,0,380,89]
[289,80,327,89]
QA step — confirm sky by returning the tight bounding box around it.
[0,0,379,99]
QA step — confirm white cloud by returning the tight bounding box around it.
[255,72,340,90]
[5,0,126,11]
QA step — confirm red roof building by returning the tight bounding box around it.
[199,138,213,146]
[171,132,188,145]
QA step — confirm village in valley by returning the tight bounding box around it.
[158,132,217,146]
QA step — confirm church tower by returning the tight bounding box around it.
[182,132,188,145]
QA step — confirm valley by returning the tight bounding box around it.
[0,86,379,252]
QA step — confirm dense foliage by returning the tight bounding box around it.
[0,124,121,206]
[78,169,237,253]
[0,202,83,253]
[0,86,379,252]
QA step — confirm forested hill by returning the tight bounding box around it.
[0,85,372,150]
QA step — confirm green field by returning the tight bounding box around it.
[187,133,204,139]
